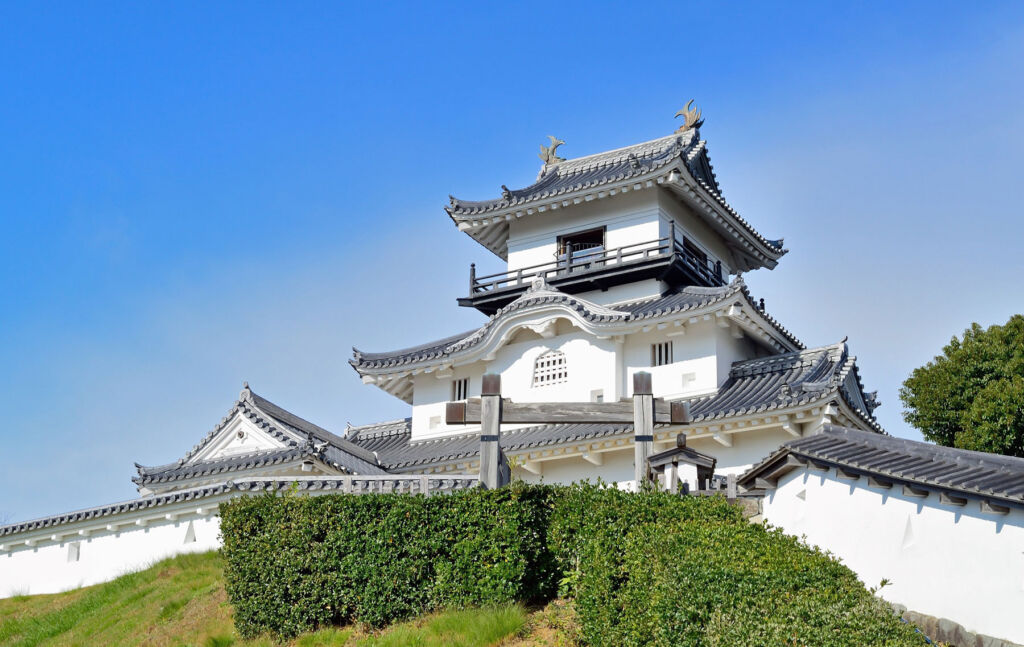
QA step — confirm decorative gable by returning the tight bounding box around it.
[189,411,289,463]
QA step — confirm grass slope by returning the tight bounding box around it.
[0,552,550,647]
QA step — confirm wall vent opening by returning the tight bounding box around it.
[651,341,674,367]
[533,350,568,387]
[451,378,470,401]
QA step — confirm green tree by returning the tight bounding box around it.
[900,315,1024,456]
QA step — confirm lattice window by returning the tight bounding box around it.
[533,350,568,387]
[651,341,673,367]
[451,377,469,401]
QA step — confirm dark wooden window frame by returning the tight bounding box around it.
[557,226,606,256]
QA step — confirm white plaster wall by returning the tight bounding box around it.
[410,324,621,439]
[576,279,666,307]
[658,191,735,276]
[0,512,221,598]
[506,192,660,272]
[409,317,777,440]
[687,427,795,476]
[489,327,620,405]
[412,366,484,439]
[714,325,758,388]
[623,322,719,398]
[515,449,635,489]
[762,468,1024,645]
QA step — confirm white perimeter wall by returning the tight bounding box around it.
[762,467,1024,645]
[0,511,221,598]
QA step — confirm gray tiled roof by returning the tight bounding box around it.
[648,443,717,470]
[445,131,786,265]
[687,340,882,432]
[739,425,1024,508]
[0,481,235,538]
[135,446,314,485]
[0,476,479,538]
[135,388,388,485]
[351,420,634,471]
[447,132,703,217]
[348,341,879,470]
[352,277,802,372]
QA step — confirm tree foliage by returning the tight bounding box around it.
[900,315,1024,456]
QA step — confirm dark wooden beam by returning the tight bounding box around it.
[939,491,967,507]
[867,475,893,489]
[980,499,1009,515]
[445,398,688,425]
[902,483,929,498]
[836,467,860,481]
[761,455,806,484]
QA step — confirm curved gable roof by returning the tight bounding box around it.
[351,277,802,377]
[445,129,786,269]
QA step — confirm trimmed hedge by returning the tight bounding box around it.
[221,482,926,645]
[219,484,557,638]
[546,484,924,646]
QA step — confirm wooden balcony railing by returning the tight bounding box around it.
[469,234,725,296]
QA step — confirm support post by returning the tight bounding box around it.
[469,263,476,293]
[479,373,503,489]
[633,372,654,487]
[665,461,678,493]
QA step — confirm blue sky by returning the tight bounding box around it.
[2,2,1023,522]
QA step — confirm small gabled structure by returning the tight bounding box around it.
[133,384,388,494]
[648,433,717,492]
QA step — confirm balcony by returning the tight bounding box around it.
[458,235,726,314]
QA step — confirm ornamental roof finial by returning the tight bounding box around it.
[674,100,704,133]
[539,135,566,164]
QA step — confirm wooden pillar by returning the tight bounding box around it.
[469,263,476,293]
[633,371,654,487]
[665,461,678,493]
[479,373,503,490]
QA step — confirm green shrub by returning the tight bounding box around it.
[552,486,924,646]
[546,482,744,596]
[222,482,926,645]
[219,483,558,638]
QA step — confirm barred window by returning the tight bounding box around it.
[451,377,469,401]
[533,350,568,387]
[651,341,673,367]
